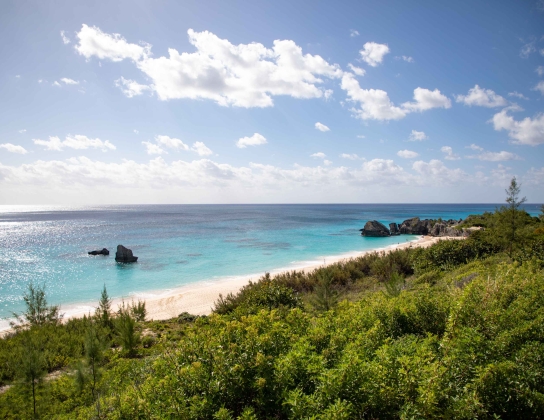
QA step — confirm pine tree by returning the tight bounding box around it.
[311,272,338,311]
[17,332,45,419]
[12,283,61,329]
[504,177,527,257]
[95,284,112,329]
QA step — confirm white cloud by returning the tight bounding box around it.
[347,63,365,76]
[356,135,365,139]
[33,135,116,152]
[520,40,536,58]
[315,122,330,132]
[75,24,151,62]
[341,73,405,120]
[359,42,390,67]
[323,159,333,166]
[76,25,342,108]
[134,129,139,134]
[508,91,528,100]
[15,75,20,79]
[455,85,507,107]
[397,149,419,159]
[340,153,364,160]
[466,151,522,161]
[490,109,544,146]
[236,133,268,148]
[191,141,213,156]
[537,66,544,76]
[401,87,451,112]
[18,129,26,134]
[466,144,483,151]
[155,135,189,150]
[350,29,359,37]
[396,55,414,63]
[115,77,151,97]
[533,81,544,95]
[60,30,71,45]
[142,141,166,155]
[38,79,43,83]
[311,152,326,159]
[409,130,428,141]
[441,146,460,160]
[412,159,466,184]
[0,143,28,154]
[53,81,61,87]
[60,78,79,85]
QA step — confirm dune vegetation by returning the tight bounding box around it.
[1,179,544,419]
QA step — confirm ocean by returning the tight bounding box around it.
[1,204,541,327]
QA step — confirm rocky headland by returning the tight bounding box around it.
[360,216,475,238]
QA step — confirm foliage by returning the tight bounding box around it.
[114,302,140,357]
[310,271,339,311]
[12,283,62,329]
[95,284,112,329]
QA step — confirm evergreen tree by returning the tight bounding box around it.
[115,302,140,357]
[17,332,45,419]
[12,283,61,329]
[503,177,527,257]
[95,284,112,329]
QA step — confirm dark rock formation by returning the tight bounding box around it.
[360,220,390,237]
[430,223,468,237]
[389,223,400,236]
[115,245,138,263]
[88,248,109,256]
[399,217,433,235]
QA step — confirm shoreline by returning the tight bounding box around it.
[1,235,462,332]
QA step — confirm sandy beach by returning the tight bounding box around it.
[119,235,462,321]
[0,235,463,333]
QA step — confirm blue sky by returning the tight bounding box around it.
[1,0,543,204]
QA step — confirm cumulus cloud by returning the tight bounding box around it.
[490,109,544,146]
[155,135,189,150]
[537,66,544,76]
[466,144,484,151]
[115,77,151,97]
[533,81,544,95]
[412,159,466,184]
[340,153,364,160]
[142,141,166,155]
[76,25,342,108]
[401,88,451,112]
[508,91,528,100]
[60,30,71,45]
[359,42,390,67]
[75,24,151,62]
[311,152,326,159]
[60,78,79,85]
[18,129,26,134]
[520,40,536,58]
[441,146,460,160]
[347,63,365,76]
[0,143,28,154]
[236,133,267,148]
[455,85,507,107]
[356,135,365,139]
[397,149,419,159]
[466,150,522,161]
[33,135,116,152]
[52,81,61,87]
[350,29,359,37]
[409,130,428,141]
[191,141,213,156]
[315,122,330,132]
[396,55,414,63]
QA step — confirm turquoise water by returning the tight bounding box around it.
[0,204,541,325]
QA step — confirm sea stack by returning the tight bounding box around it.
[88,248,110,256]
[115,245,138,263]
[360,220,390,237]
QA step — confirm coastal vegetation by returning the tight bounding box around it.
[1,179,543,418]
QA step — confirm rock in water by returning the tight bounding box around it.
[115,245,138,263]
[399,217,432,235]
[389,223,400,236]
[88,248,109,256]
[360,220,391,237]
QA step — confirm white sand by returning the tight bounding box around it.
[1,235,463,333]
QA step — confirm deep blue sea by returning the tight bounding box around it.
[1,204,541,326]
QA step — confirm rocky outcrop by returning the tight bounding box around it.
[399,217,433,235]
[360,220,390,237]
[88,248,109,256]
[389,223,400,236]
[115,245,138,263]
[430,223,468,237]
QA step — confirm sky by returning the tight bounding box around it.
[0,0,543,204]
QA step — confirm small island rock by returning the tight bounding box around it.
[389,222,400,236]
[360,220,390,237]
[115,245,138,263]
[88,248,109,256]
